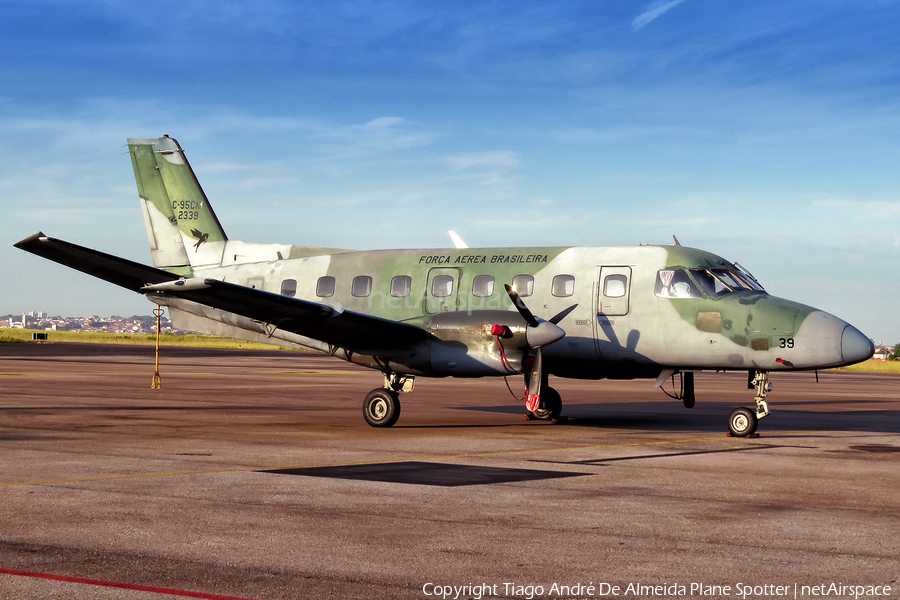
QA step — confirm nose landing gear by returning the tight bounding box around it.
[728,370,771,437]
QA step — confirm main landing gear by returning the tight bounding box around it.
[363,374,415,428]
[728,370,771,437]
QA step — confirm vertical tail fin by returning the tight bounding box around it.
[128,136,227,270]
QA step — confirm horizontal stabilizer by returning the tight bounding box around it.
[14,232,180,292]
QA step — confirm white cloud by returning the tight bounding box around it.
[314,116,438,158]
[810,198,900,220]
[637,216,711,228]
[236,176,298,190]
[551,124,702,142]
[201,162,256,174]
[445,151,521,170]
[632,0,687,31]
[471,213,571,231]
[354,117,406,130]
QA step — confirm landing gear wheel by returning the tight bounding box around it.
[529,386,562,421]
[363,388,401,428]
[728,407,758,437]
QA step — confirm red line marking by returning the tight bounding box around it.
[0,568,258,600]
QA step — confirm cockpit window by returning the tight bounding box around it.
[691,268,756,297]
[733,263,765,291]
[655,269,703,299]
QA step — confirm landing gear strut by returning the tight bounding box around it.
[362,373,415,428]
[728,370,771,437]
[522,366,563,421]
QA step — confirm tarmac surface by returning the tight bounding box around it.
[0,342,898,599]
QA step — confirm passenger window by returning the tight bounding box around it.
[280,279,297,298]
[511,275,534,297]
[604,274,627,298]
[316,276,335,298]
[551,275,575,297]
[391,275,411,297]
[432,275,454,297]
[352,276,372,297]
[655,269,702,299]
[472,275,494,298]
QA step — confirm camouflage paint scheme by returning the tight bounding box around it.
[15,136,874,431]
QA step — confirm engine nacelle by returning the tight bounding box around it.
[423,310,531,377]
[340,310,539,378]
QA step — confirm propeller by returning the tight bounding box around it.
[503,284,575,413]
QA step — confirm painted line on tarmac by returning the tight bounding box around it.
[263,369,361,375]
[0,434,782,488]
[0,568,257,600]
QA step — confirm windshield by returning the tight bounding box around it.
[733,262,765,291]
[690,268,760,297]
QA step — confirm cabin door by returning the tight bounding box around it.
[596,266,632,317]
[593,266,633,358]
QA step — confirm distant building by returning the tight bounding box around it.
[1,311,170,335]
[873,345,893,361]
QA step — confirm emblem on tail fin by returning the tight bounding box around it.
[190,228,209,251]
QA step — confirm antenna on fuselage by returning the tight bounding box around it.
[449,231,469,249]
[672,235,682,246]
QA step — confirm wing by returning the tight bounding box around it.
[14,233,432,352]
[190,228,204,239]
[144,278,429,351]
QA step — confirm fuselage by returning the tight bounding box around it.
[160,242,873,380]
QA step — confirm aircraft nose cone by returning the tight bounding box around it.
[526,320,566,348]
[841,325,874,365]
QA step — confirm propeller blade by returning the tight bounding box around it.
[525,348,543,412]
[504,284,538,327]
[549,303,578,325]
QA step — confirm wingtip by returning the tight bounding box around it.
[13,231,48,249]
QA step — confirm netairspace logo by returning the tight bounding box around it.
[421,581,894,600]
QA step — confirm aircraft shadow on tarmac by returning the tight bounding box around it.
[262,461,586,487]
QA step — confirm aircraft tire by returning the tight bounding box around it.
[728,407,758,437]
[530,386,562,421]
[363,388,401,428]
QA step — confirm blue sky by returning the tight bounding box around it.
[2,0,899,343]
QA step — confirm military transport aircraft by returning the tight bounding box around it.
[15,136,874,436]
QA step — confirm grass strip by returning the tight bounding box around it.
[0,328,293,350]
